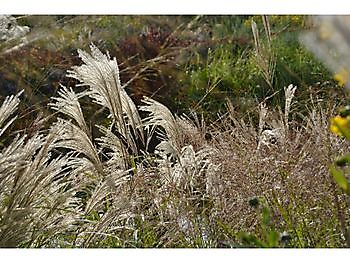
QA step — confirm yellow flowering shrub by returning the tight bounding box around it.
[330,115,350,137]
[334,67,350,88]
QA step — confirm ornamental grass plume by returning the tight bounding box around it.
[49,85,90,134]
[256,84,297,151]
[48,45,147,246]
[0,90,23,137]
[139,97,184,161]
[67,44,144,159]
[0,91,79,247]
[284,84,297,131]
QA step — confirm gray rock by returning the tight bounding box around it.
[0,15,30,41]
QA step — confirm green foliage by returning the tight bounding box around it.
[330,165,350,193]
[182,16,332,119]
[239,198,288,248]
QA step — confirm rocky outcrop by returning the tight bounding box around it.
[0,15,30,41]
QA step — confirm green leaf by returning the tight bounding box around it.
[335,121,350,141]
[335,155,350,167]
[262,207,270,226]
[239,233,267,248]
[330,165,349,192]
[267,230,279,247]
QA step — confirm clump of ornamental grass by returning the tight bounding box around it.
[132,83,350,247]
[0,91,80,247]
[0,44,146,247]
[203,86,350,247]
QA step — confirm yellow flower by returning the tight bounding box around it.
[291,16,302,24]
[330,115,350,136]
[334,68,350,87]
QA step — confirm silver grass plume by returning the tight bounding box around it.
[257,84,297,151]
[140,96,182,155]
[258,103,268,137]
[67,44,144,156]
[77,169,133,247]
[0,90,23,137]
[251,20,261,54]
[49,85,90,134]
[155,144,218,242]
[49,46,140,244]
[0,93,79,247]
[95,124,125,168]
[139,96,218,208]
[157,144,216,191]
[52,119,103,176]
[284,84,297,132]
[49,86,105,175]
